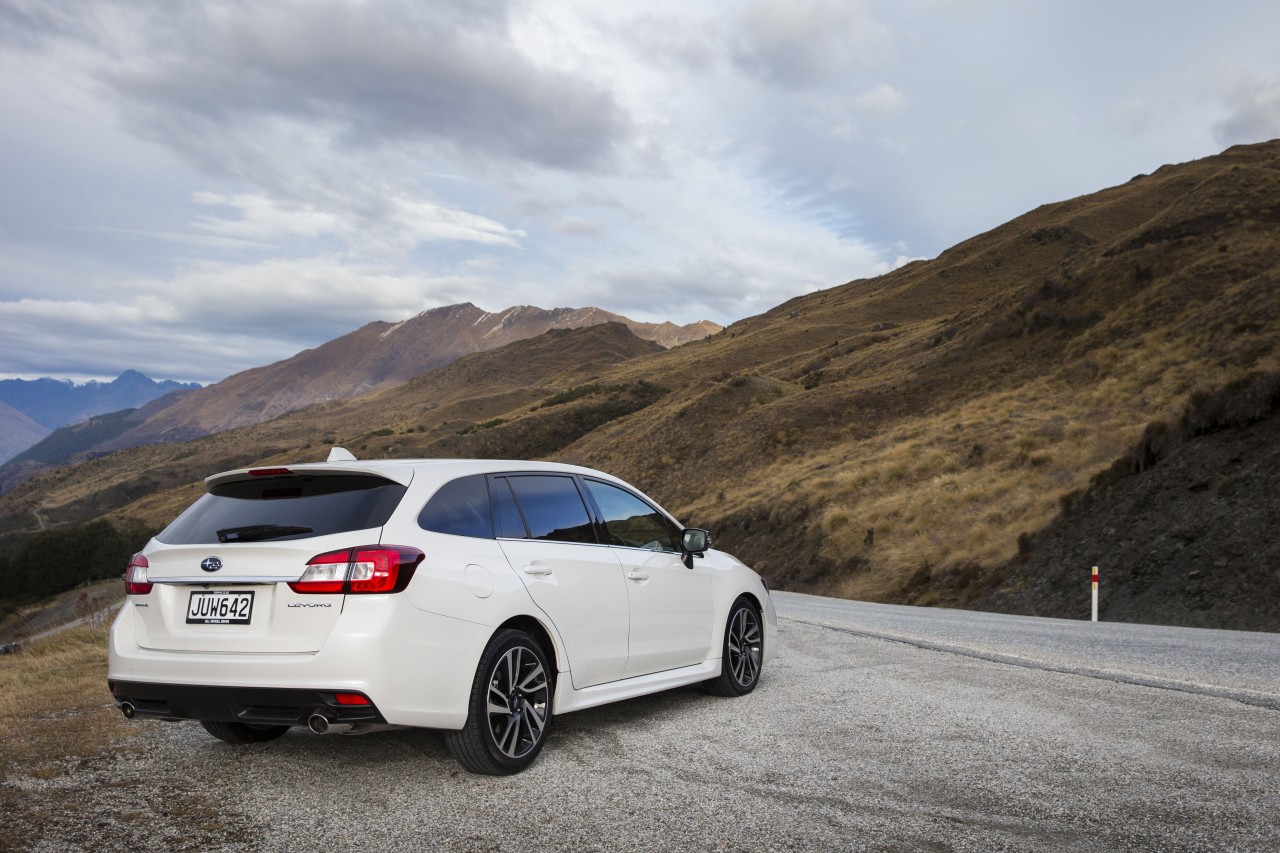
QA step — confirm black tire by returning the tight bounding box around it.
[199,720,290,744]
[704,597,764,697]
[445,629,553,775]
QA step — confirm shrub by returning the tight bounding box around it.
[0,519,155,605]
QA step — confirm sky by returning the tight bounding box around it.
[2,0,1279,385]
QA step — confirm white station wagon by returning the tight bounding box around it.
[108,452,776,774]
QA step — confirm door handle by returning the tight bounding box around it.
[522,565,553,576]
[626,571,649,581]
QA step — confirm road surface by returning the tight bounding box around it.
[10,593,1279,851]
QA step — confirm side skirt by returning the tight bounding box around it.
[552,658,722,715]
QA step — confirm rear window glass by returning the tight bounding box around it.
[157,474,406,545]
[418,475,493,539]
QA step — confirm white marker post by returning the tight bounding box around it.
[1091,566,1099,622]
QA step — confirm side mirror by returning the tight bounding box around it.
[680,528,711,568]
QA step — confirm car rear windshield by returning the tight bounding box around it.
[156,474,407,545]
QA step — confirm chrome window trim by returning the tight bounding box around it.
[493,536,614,550]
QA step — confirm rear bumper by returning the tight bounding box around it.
[107,596,493,730]
[107,680,385,726]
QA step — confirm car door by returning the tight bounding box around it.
[494,473,630,689]
[580,478,713,678]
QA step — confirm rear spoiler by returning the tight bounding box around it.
[205,463,415,490]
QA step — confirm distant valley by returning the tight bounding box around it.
[0,371,200,465]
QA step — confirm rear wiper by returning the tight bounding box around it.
[216,524,314,543]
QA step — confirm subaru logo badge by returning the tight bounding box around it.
[200,557,223,573]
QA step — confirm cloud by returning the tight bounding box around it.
[191,191,524,254]
[6,0,1280,392]
[1213,79,1280,146]
[554,216,603,239]
[730,0,892,88]
[10,0,631,174]
[854,83,907,114]
[0,258,492,382]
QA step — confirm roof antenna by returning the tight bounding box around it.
[327,446,357,463]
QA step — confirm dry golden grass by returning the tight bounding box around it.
[0,624,256,849]
[0,624,131,771]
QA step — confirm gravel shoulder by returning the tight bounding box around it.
[5,608,1279,851]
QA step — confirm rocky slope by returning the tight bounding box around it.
[973,373,1280,632]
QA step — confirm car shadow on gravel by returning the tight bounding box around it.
[192,683,713,780]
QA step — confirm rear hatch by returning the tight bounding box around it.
[130,467,410,654]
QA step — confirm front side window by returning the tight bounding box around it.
[506,475,597,544]
[583,479,678,552]
[418,475,493,539]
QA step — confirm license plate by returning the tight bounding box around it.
[186,591,254,625]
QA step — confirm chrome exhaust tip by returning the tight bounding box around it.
[307,713,357,735]
[120,702,136,720]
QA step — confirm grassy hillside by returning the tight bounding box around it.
[1,141,1277,627]
[973,372,1280,631]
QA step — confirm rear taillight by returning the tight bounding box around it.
[290,546,424,595]
[291,549,349,594]
[124,552,152,595]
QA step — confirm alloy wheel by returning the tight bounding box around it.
[485,644,550,759]
[726,606,762,688]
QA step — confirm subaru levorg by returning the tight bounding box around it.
[108,450,776,774]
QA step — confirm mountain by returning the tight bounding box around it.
[91,304,721,452]
[0,388,198,492]
[0,371,201,431]
[1,140,1277,630]
[0,403,49,465]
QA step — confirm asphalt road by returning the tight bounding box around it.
[777,591,1280,710]
[13,594,1280,851]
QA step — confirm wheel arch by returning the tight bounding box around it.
[729,591,765,654]
[736,590,764,616]
[494,614,560,678]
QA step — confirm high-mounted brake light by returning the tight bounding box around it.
[124,553,152,595]
[249,468,293,476]
[290,546,424,595]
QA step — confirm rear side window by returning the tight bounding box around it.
[491,477,529,539]
[506,475,597,544]
[418,475,493,539]
[157,474,406,545]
